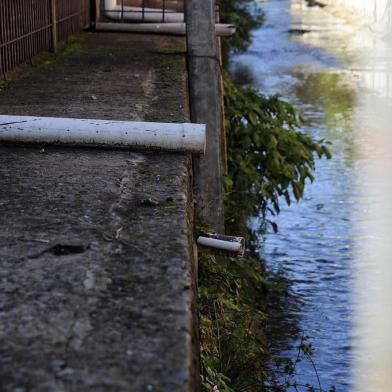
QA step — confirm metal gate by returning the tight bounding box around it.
[0,0,90,77]
[99,0,184,24]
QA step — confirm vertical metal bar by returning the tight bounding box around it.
[0,2,4,76]
[163,0,166,23]
[38,0,42,53]
[0,4,3,76]
[11,0,16,70]
[0,0,7,76]
[32,0,37,58]
[20,0,25,67]
[142,0,145,22]
[0,0,90,74]
[57,0,60,41]
[7,0,12,73]
[26,0,31,64]
[95,0,101,24]
[18,0,22,67]
[38,0,42,55]
[47,0,51,51]
[11,0,16,72]
[4,0,8,74]
[5,0,8,74]
[14,0,18,70]
[4,0,11,72]
[31,0,35,61]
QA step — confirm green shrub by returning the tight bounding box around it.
[199,76,332,391]
[199,2,332,391]
[220,0,264,53]
[223,75,331,235]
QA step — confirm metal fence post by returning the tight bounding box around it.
[50,0,58,53]
[185,0,225,233]
[90,0,101,25]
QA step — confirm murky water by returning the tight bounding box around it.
[231,0,392,390]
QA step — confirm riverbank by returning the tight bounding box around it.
[229,0,374,389]
[0,32,199,391]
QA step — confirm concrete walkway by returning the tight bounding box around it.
[0,33,198,392]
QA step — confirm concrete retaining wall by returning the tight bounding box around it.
[0,32,199,392]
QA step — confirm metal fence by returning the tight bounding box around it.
[0,0,90,76]
[100,0,184,24]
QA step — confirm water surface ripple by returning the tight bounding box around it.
[231,0,375,390]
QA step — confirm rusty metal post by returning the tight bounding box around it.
[90,0,101,24]
[50,0,58,53]
[97,0,101,21]
[185,0,225,232]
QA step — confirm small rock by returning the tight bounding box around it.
[39,148,45,154]
[82,377,95,386]
[141,197,160,207]
[113,246,123,255]
[4,285,17,294]
[83,271,95,290]
[91,95,97,101]
[50,359,65,372]
[174,370,187,383]
[57,367,74,377]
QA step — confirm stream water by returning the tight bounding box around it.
[231,0,392,390]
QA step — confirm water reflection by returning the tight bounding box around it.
[230,0,389,390]
[352,19,392,392]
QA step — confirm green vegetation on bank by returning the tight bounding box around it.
[199,76,331,391]
[198,1,332,391]
[223,75,331,236]
[220,0,264,52]
[199,253,270,391]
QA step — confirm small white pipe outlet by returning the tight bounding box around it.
[104,0,184,23]
[0,115,206,153]
[95,22,236,37]
[197,235,245,255]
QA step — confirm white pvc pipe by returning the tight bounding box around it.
[95,22,236,37]
[104,0,184,23]
[197,236,244,254]
[0,115,206,153]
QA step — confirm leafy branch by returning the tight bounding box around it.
[223,74,331,235]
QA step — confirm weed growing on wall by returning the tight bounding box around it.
[199,253,269,391]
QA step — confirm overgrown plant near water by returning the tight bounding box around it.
[199,78,331,392]
[223,75,331,236]
[220,0,264,53]
[199,0,332,391]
